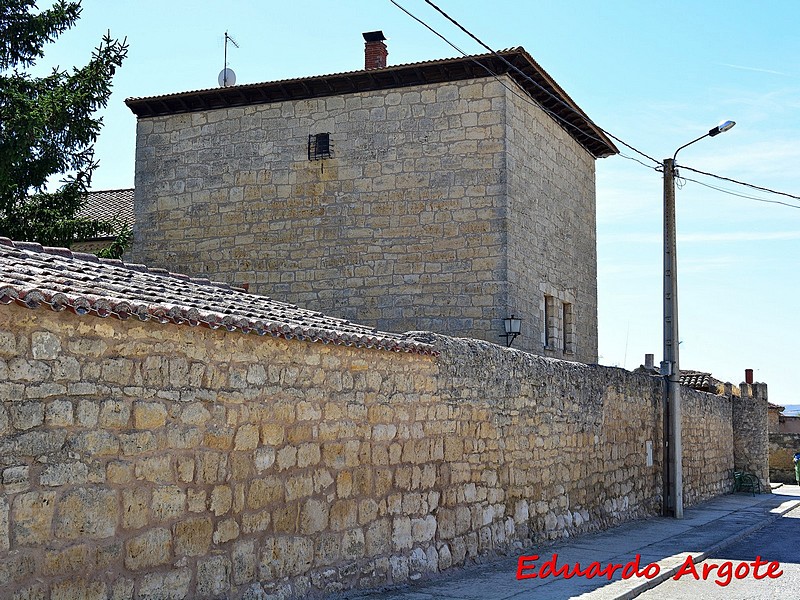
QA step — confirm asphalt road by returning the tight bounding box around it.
[637,506,800,599]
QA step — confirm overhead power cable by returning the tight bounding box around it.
[389,0,473,66]
[680,177,800,210]
[602,132,661,167]
[619,153,661,171]
[678,165,800,202]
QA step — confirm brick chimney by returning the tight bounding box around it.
[745,368,754,384]
[363,31,387,70]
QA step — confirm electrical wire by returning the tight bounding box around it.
[619,153,661,171]
[389,0,475,67]
[388,0,605,152]
[678,165,800,202]
[602,131,661,166]
[680,176,800,210]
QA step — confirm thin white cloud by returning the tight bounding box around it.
[680,230,800,242]
[679,256,737,273]
[718,63,789,77]
[602,231,800,244]
[679,138,800,180]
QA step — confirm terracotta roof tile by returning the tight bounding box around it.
[680,370,715,391]
[76,188,135,232]
[0,238,436,355]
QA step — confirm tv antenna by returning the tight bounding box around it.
[218,31,239,87]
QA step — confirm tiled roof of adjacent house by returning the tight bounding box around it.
[680,370,715,391]
[76,188,135,233]
[125,47,618,159]
[0,238,436,355]
[638,365,744,394]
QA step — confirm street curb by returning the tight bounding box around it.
[700,499,800,558]
[608,498,800,600]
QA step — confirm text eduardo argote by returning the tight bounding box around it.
[516,553,782,587]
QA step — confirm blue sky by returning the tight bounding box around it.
[35,1,800,405]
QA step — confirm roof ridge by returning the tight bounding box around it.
[87,187,135,194]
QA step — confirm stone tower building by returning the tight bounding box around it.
[126,34,617,363]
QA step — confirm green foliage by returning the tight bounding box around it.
[95,224,131,260]
[0,0,127,246]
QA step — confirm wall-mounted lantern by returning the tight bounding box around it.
[501,315,522,347]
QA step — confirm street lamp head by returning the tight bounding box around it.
[673,120,736,160]
[708,120,736,137]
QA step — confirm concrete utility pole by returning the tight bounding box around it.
[662,156,682,519]
[662,120,735,519]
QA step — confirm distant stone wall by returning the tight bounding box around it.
[0,304,757,599]
[733,383,770,485]
[778,415,800,434]
[70,239,113,254]
[768,405,781,433]
[681,389,734,505]
[769,433,800,484]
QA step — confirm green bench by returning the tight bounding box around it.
[733,471,761,496]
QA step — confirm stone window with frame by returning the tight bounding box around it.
[543,293,576,355]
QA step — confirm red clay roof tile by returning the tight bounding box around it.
[0,237,436,356]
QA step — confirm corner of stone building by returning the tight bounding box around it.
[732,381,770,491]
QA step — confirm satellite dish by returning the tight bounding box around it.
[218,68,236,87]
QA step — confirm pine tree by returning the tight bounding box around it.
[0,0,127,247]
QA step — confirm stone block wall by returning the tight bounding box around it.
[681,389,734,505]
[769,433,800,484]
[431,335,665,533]
[130,75,599,363]
[768,405,781,433]
[0,304,439,599]
[504,82,598,361]
[0,304,754,599]
[131,79,509,352]
[732,383,770,485]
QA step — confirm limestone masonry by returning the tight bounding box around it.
[127,47,616,363]
[0,295,766,599]
[768,406,800,484]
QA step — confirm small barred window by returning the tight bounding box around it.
[308,133,331,161]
